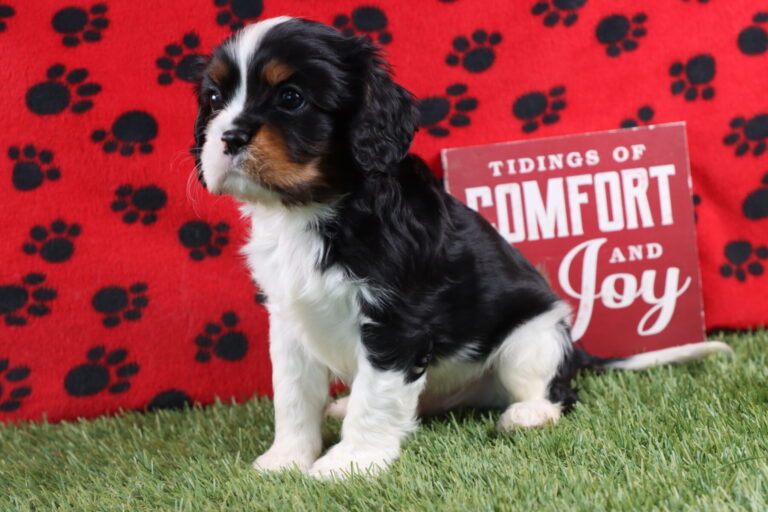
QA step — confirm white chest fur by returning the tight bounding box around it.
[241,203,363,381]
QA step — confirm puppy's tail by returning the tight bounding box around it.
[574,341,734,371]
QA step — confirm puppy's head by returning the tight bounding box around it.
[193,16,419,205]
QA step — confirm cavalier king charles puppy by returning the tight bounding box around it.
[192,17,732,480]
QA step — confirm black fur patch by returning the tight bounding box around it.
[548,324,622,413]
[319,154,559,375]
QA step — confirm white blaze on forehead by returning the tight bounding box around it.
[227,16,293,106]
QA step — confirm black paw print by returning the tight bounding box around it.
[0,359,31,413]
[147,389,193,411]
[620,105,654,128]
[333,6,392,45]
[7,145,61,191]
[513,85,566,133]
[720,241,767,282]
[743,172,768,220]
[91,111,158,156]
[91,283,148,327]
[111,184,167,225]
[178,221,230,260]
[156,32,205,85]
[532,0,587,27]
[446,30,502,73]
[64,346,140,397]
[418,83,478,138]
[724,114,768,157]
[0,273,56,326]
[52,4,108,47]
[596,13,647,57]
[738,12,768,56]
[0,5,15,32]
[195,312,249,362]
[26,64,101,115]
[214,0,263,32]
[23,220,81,264]
[669,54,715,101]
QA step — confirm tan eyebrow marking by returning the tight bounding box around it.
[264,59,296,85]
[208,56,231,85]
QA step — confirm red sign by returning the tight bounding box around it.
[442,123,705,357]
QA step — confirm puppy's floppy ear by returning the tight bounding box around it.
[190,53,212,87]
[349,45,419,174]
[190,54,212,104]
[191,54,212,157]
[192,108,207,167]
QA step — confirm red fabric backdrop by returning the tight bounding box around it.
[1,0,766,422]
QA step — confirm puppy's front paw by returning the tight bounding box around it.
[252,444,317,473]
[308,443,393,480]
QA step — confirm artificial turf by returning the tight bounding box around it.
[1,330,766,512]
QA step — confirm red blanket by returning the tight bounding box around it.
[1,0,766,422]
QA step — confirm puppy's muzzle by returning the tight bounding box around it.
[222,128,251,155]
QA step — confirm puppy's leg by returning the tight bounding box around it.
[253,313,329,472]
[309,355,425,480]
[495,305,571,432]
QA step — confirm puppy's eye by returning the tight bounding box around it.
[277,87,304,111]
[209,92,223,110]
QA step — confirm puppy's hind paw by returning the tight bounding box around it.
[324,396,349,419]
[497,399,561,432]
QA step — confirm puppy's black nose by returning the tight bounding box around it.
[221,128,250,155]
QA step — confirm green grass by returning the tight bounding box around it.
[2,330,767,512]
